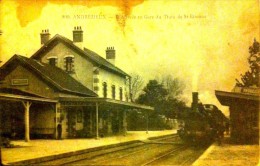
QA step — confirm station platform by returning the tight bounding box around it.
[193,135,259,166]
[1,130,177,165]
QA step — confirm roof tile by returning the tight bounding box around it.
[3,55,97,97]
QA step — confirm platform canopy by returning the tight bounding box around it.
[59,97,154,111]
[0,88,153,141]
[0,89,58,142]
[215,90,260,106]
[0,92,57,103]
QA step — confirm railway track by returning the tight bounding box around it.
[64,134,180,165]
[66,143,185,165]
[10,134,208,166]
[141,144,209,166]
[17,134,179,165]
[141,145,188,166]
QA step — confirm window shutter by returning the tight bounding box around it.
[71,57,75,71]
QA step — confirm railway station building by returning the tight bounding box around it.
[0,27,153,142]
[215,86,259,144]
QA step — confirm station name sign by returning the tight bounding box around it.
[233,86,260,95]
[11,79,29,86]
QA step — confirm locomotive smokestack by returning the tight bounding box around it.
[192,92,198,111]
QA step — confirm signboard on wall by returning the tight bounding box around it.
[11,79,29,86]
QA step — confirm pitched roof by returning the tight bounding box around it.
[1,55,97,97]
[215,90,260,106]
[31,34,130,77]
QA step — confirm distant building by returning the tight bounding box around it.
[0,27,153,141]
[216,86,259,144]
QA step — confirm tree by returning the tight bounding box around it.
[137,78,187,117]
[135,78,188,130]
[156,75,187,118]
[129,73,144,102]
[137,80,168,111]
[236,39,260,87]
[161,75,185,100]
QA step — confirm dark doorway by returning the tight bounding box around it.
[0,102,24,139]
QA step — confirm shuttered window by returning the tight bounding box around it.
[64,56,74,73]
[49,58,57,66]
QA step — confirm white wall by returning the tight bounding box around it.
[41,42,94,90]
[97,68,129,101]
[39,42,130,101]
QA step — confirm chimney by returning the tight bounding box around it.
[40,29,50,45]
[73,26,83,49]
[191,92,198,111]
[106,47,116,65]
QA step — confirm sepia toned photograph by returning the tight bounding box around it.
[0,0,259,165]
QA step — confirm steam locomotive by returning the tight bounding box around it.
[178,92,227,144]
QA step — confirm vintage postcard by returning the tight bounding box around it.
[0,0,259,165]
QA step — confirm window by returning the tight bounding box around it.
[49,58,57,66]
[119,87,123,101]
[103,82,107,98]
[64,55,74,73]
[47,56,57,66]
[112,85,116,99]
[65,57,73,72]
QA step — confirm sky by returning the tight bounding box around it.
[0,0,259,116]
